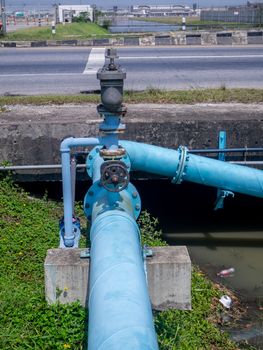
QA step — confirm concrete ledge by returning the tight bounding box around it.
[1,103,263,170]
[1,30,263,48]
[44,246,191,310]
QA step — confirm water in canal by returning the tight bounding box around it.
[136,179,263,348]
[109,18,180,33]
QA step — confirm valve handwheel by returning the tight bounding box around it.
[101,160,130,192]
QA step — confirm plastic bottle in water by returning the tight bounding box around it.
[217,267,235,277]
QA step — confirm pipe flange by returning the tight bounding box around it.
[86,146,131,179]
[100,147,126,160]
[172,146,189,184]
[84,182,141,222]
[97,104,127,117]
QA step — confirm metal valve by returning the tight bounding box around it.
[100,160,129,192]
[97,48,126,113]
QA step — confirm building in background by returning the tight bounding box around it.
[201,2,263,24]
[58,5,93,23]
[131,5,192,17]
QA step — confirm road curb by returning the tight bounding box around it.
[1,30,263,48]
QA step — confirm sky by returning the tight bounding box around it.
[6,0,250,10]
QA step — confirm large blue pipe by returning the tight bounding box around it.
[121,141,263,198]
[88,208,159,350]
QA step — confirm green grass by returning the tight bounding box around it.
[0,177,86,349]
[0,88,263,106]
[2,22,108,41]
[155,269,237,350]
[0,177,249,349]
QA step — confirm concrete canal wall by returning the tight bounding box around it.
[0,103,262,175]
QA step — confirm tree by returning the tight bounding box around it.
[72,11,91,23]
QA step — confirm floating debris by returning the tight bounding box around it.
[219,295,232,309]
[217,267,235,277]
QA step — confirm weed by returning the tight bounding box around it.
[138,210,167,247]
[0,88,262,107]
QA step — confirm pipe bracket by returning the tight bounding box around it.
[214,189,235,211]
[172,146,189,184]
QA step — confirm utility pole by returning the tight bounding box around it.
[1,0,7,35]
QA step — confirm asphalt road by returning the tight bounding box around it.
[1,46,263,95]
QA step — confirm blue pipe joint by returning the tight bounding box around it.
[172,146,189,184]
[84,182,141,222]
[59,216,81,248]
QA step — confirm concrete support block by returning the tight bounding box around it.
[172,34,186,45]
[45,249,89,305]
[247,31,263,44]
[186,34,201,45]
[232,31,248,45]
[201,32,217,45]
[78,40,93,46]
[44,246,191,310]
[2,41,16,47]
[147,246,191,310]
[217,33,233,45]
[155,35,172,46]
[139,36,155,46]
[46,40,59,46]
[109,37,125,46]
[15,41,31,48]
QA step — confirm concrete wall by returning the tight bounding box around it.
[0,103,262,174]
[1,30,263,47]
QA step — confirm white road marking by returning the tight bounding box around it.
[83,47,106,74]
[0,73,84,77]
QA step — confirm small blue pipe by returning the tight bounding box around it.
[121,141,263,198]
[60,137,101,247]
